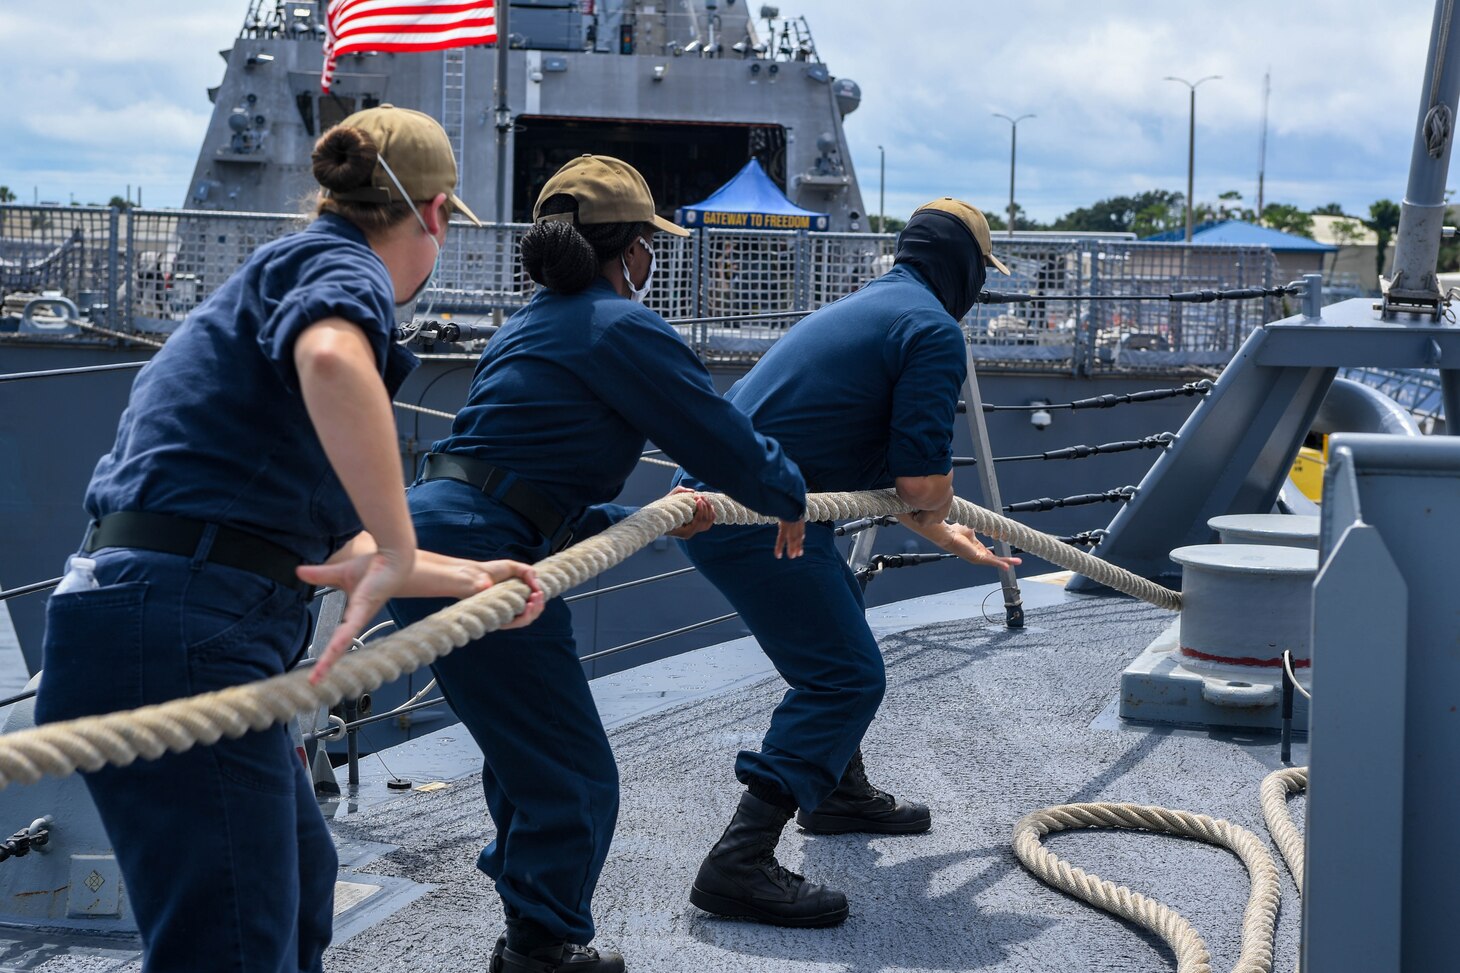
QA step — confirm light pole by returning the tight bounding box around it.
[878,144,886,234]
[992,113,1034,238]
[1164,75,1220,241]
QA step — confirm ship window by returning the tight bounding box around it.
[513,118,788,223]
[295,93,316,136]
[319,95,357,133]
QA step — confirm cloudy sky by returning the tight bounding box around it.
[1,0,1452,222]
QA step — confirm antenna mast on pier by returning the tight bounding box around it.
[1257,68,1270,219]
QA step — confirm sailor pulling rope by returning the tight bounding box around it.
[0,488,1178,791]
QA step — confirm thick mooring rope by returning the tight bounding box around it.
[0,489,1176,789]
[1260,767,1308,895]
[1013,766,1310,973]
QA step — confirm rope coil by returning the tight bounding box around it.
[1013,767,1310,973]
[0,489,1177,789]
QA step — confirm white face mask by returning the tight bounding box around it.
[378,154,443,323]
[621,236,655,304]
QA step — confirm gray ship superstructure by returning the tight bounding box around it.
[192,1,868,229]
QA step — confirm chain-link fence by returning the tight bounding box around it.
[125,209,306,330]
[1,204,1282,373]
[0,206,120,324]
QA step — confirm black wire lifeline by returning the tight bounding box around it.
[951,432,1175,466]
[0,820,50,863]
[976,283,1303,305]
[1009,529,1108,555]
[1004,486,1136,514]
[960,380,1212,414]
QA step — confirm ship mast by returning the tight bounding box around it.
[1385,0,1460,318]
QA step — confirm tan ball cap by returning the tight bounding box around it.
[534,155,691,237]
[329,104,481,226]
[914,198,1011,275]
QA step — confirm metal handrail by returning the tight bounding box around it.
[0,362,149,384]
[579,612,740,664]
[0,578,61,603]
[563,566,698,604]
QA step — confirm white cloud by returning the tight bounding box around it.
[1,0,1453,219]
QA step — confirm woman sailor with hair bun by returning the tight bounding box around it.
[34,105,544,973]
[388,154,807,973]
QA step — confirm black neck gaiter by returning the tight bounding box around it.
[892,210,987,319]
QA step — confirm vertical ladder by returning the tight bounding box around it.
[442,48,467,184]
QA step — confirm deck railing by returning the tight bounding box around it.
[1,204,1286,374]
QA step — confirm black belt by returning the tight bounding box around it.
[420,452,573,552]
[84,511,309,593]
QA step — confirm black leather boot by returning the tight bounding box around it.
[492,937,625,973]
[690,790,849,927]
[796,750,932,835]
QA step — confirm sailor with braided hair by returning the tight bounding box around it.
[388,154,807,973]
[677,198,1022,928]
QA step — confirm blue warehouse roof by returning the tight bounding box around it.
[1145,219,1337,252]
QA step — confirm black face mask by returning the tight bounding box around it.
[892,210,988,319]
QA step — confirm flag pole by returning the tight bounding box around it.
[492,1,512,327]
[493,0,511,226]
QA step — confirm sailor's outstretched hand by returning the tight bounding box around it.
[774,517,805,559]
[665,486,716,539]
[944,524,1022,570]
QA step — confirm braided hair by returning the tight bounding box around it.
[520,194,646,294]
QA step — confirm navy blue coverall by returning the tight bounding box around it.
[36,214,414,973]
[678,247,972,814]
[388,277,805,946]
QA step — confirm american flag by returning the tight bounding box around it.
[323,0,497,92]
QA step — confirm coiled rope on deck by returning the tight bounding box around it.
[1013,766,1310,973]
[0,489,1177,789]
[1260,767,1307,894]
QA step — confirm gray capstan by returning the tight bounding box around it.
[1119,543,1317,732]
[1208,513,1319,549]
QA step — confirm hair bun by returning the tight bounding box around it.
[312,126,378,193]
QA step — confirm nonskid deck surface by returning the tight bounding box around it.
[5,590,1306,973]
[325,596,1304,973]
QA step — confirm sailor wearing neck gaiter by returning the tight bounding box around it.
[676,199,1022,927]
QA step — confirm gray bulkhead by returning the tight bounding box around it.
[185,2,868,229]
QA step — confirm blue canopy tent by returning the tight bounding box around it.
[676,159,830,231]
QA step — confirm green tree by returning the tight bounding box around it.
[1215,190,1255,222]
[1312,202,1347,216]
[1261,203,1315,238]
[0,186,15,203]
[1053,190,1182,234]
[1438,205,1460,272]
[1366,199,1402,283]
[869,215,905,234]
[1330,218,1366,248]
[1132,201,1183,238]
[107,195,134,211]
[984,204,1043,232]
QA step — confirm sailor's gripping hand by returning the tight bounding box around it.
[664,486,716,540]
[298,547,545,684]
